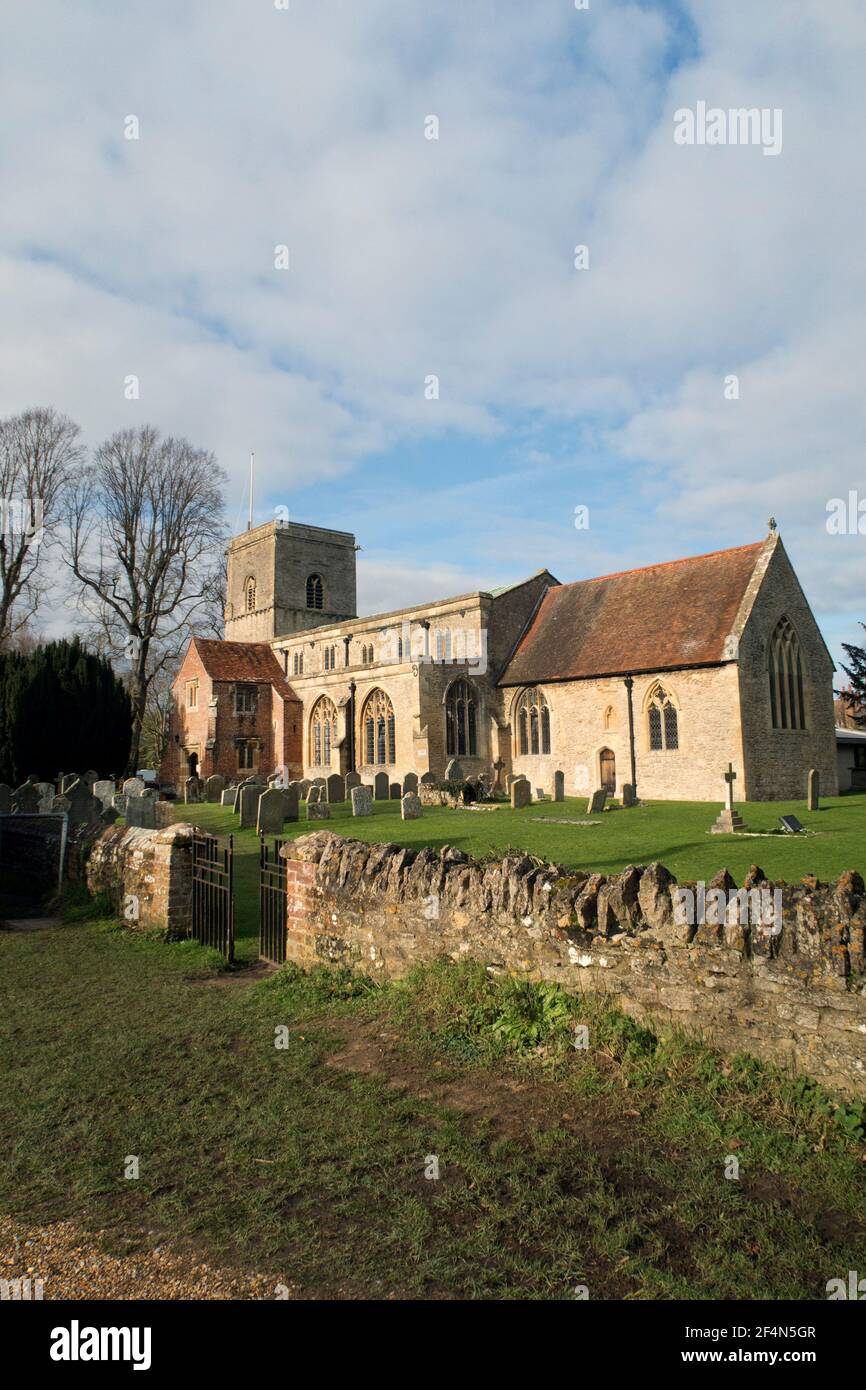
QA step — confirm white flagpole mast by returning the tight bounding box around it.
[248,451,255,530]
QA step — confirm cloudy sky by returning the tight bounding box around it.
[2,0,864,667]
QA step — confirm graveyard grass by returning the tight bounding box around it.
[181,792,866,964]
[2,904,866,1300]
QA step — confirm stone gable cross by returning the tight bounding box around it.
[724,762,736,812]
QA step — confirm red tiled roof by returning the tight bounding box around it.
[499,542,765,686]
[191,639,299,703]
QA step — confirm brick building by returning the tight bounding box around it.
[163,518,838,802]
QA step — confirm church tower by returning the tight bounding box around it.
[224,519,358,642]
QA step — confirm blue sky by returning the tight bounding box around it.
[1,0,864,670]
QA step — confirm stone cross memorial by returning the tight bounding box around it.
[711,763,746,833]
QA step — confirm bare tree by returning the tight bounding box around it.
[66,425,227,773]
[0,407,82,647]
[199,544,228,639]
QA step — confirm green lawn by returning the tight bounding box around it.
[182,793,866,965]
[1,911,865,1300]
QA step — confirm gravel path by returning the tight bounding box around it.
[0,1216,296,1300]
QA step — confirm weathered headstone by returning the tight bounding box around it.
[444,758,464,783]
[326,773,345,804]
[282,784,299,822]
[307,785,321,804]
[93,779,116,809]
[220,788,236,806]
[351,785,373,817]
[126,794,157,829]
[374,772,389,801]
[239,783,265,829]
[492,759,505,794]
[419,772,436,785]
[389,782,401,800]
[233,777,257,812]
[0,784,11,814]
[206,774,226,803]
[184,775,203,804]
[51,796,71,813]
[510,777,531,809]
[61,774,78,795]
[306,800,331,821]
[123,776,146,800]
[299,779,312,799]
[553,770,565,802]
[401,792,422,820]
[345,771,361,791]
[587,788,608,815]
[402,772,419,795]
[807,768,820,812]
[12,778,40,813]
[621,782,636,807]
[256,787,286,835]
[535,788,546,801]
[35,782,55,811]
[112,793,127,815]
[65,777,101,826]
[710,763,746,833]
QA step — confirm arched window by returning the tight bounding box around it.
[361,643,373,665]
[647,685,679,750]
[768,617,805,729]
[310,696,338,767]
[323,644,337,672]
[361,689,396,765]
[245,577,256,612]
[603,705,617,731]
[514,688,551,756]
[306,574,323,609]
[445,679,477,757]
[435,629,452,662]
[292,651,304,676]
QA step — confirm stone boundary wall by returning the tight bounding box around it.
[281,832,866,1096]
[85,823,194,936]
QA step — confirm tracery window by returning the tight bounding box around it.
[768,617,806,729]
[515,687,551,756]
[647,685,679,750]
[306,574,323,609]
[292,651,304,676]
[445,679,477,757]
[310,696,338,768]
[362,688,396,765]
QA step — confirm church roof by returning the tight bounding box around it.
[499,541,765,686]
[191,639,298,703]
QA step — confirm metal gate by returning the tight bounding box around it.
[259,835,287,964]
[191,831,234,962]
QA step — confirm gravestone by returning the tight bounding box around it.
[206,774,226,803]
[621,782,636,807]
[12,778,40,813]
[232,776,257,812]
[82,770,99,789]
[506,774,517,792]
[184,776,203,804]
[307,785,321,804]
[535,788,546,801]
[51,795,71,813]
[492,759,505,795]
[93,779,116,809]
[123,777,146,800]
[419,772,436,785]
[220,788,236,806]
[402,773,418,795]
[61,774,78,795]
[807,768,820,812]
[444,758,464,783]
[351,785,373,817]
[401,792,422,820]
[326,773,345,804]
[256,787,286,835]
[462,780,478,805]
[780,814,803,834]
[239,783,265,829]
[299,779,311,799]
[35,782,55,811]
[587,789,608,815]
[65,777,101,826]
[282,784,300,822]
[711,762,746,833]
[345,771,361,791]
[389,782,401,800]
[553,770,565,802]
[100,805,119,825]
[112,793,127,815]
[374,772,389,801]
[0,784,10,815]
[510,777,531,809]
[126,794,157,829]
[307,801,331,821]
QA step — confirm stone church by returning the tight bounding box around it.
[162,519,838,802]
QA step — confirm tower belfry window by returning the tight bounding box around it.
[245,577,256,612]
[306,574,323,609]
